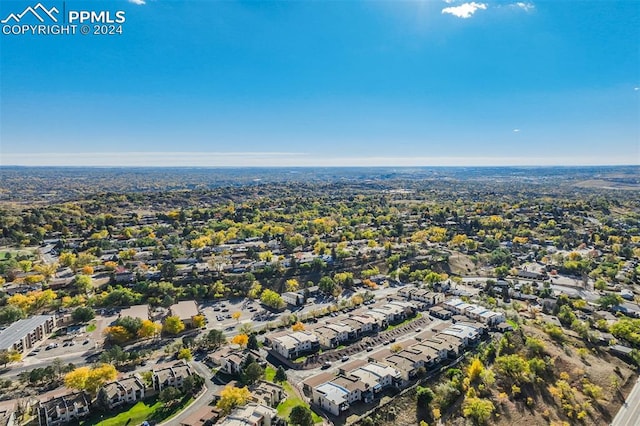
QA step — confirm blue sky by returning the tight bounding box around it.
[1,0,638,166]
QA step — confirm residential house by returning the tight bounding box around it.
[347,315,378,333]
[271,331,319,359]
[98,375,146,409]
[218,403,281,426]
[381,353,422,383]
[428,306,452,320]
[153,361,194,391]
[349,362,402,399]
[37,392,90,426]
[251,381,285,407]
[405,342,441,367]
[440,324,480,346]
[314,327,341,349]
[213,349,263,376]
[312,382,350,416]
[281,292,304,307]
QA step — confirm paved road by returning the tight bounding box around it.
[612,376,640,426]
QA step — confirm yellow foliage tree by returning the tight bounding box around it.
[59,252,77,268]
[467,358,485,383]
[450,234,468,246]
[217,385,251,414]
[104,325,132,343]
[82,265,94,275]
[231,334,249,348]
[164,316,185,335]
[285,279,299,292]
[8,294,34,312]
[192,315,206,328]
[64,366,90,390]
[292,322,305,332]
[138,320,162,338]
[231,312,242,322]
[177,347,193,361]
[25,274,45,285]
[86,364,117,394]
[513,236,529,245]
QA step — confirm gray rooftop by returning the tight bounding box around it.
[0,315,54,351]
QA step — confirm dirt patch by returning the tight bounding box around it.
[448,252,477,276]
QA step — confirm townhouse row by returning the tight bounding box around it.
[268,300,418,360]
[303,321,487,417]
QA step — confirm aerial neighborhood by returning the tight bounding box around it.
[0,168,638,426]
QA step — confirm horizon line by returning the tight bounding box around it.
[1,152,638,168]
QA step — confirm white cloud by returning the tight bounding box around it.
[441,2,487,19]
[514,2,535,12]
[513,129,521,133]
[128,0,146,5]
[443,0,457,4]
[634,87,639,91]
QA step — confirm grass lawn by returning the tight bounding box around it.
[81,399,162,426]
[277,382,323,424]
[264,366,276,381]
[506,319,520,330]
[86,323,97,332]
[81,395,194,426]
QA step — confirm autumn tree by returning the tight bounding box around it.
[217,385,251,414]
[260,289,285,309]
[0,349,21,367]
[494,354,531,385]
[285,279,299,292]
[86,364,118,394]
[103,325,132,343]
[177,347,193,361]
[232,334,249,348]
[467,358,484,383]
[138,320,162,339]
[463,397,495,424]
[192,314,206,328]
[164,316,185,335]
[292,322,305,332]
[64,366,90,390]
[75,274,93,294]
[232,312,242,322]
